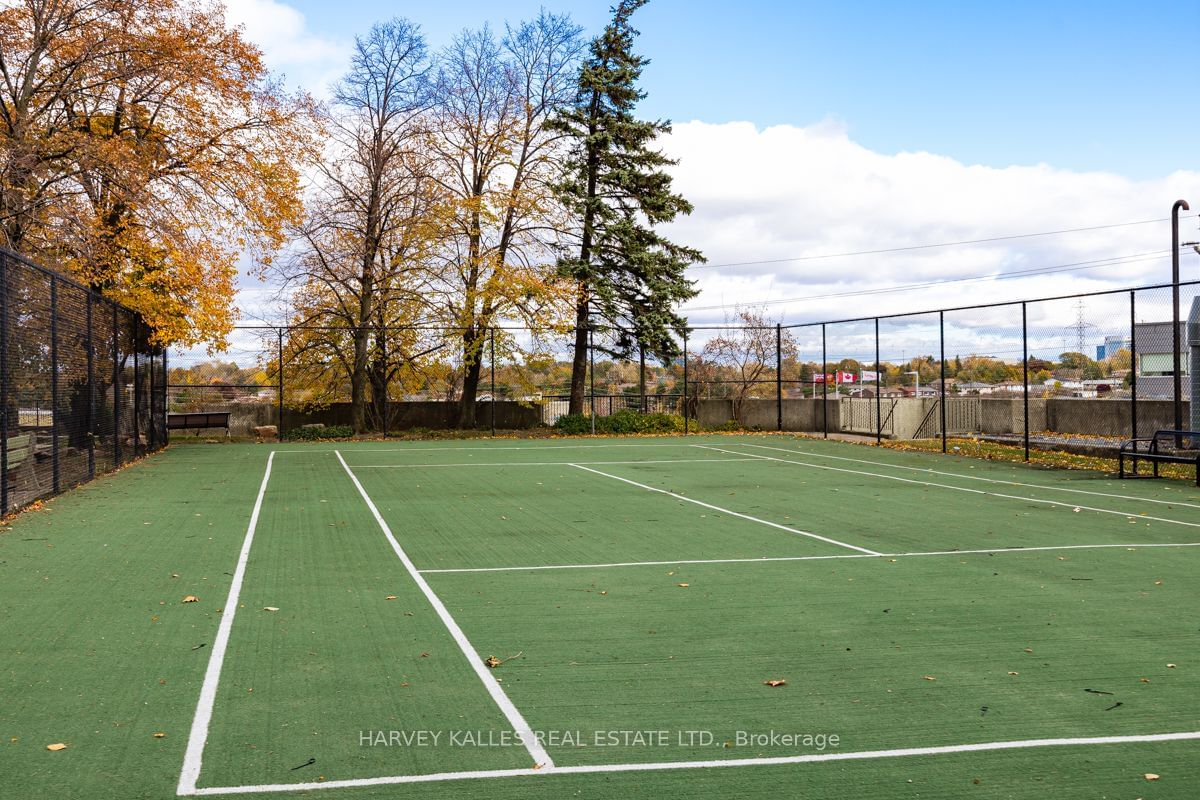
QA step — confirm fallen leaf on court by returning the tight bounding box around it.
[1144,773,1160,780]
[532,763,544,770]
[485,656,501,668]
[1072,507,1081,512]
[182,596,198,603]
[764,679,787,687]
[1140,678,1150,683]
[385,596,397,601]
[153,733,166,738]
[1023,648,1033,653]
[1167,663,1177,668]
[403,611,414,616]
[420,652,429,658]
[46,743,67,751]
[263,607,279,612]
[1154,581,1163,586]
[1008,671,1019,676]
[923,675,937,681]
[677,583,689,588]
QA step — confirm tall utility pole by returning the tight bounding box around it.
[1171,199,1190,435]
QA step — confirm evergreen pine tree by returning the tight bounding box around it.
[552,0,704,414]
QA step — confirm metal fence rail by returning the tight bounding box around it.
[0,248,166,515]
[166,277,1198,469]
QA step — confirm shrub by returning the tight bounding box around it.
[284,424,355,441]
[553,409,685,435]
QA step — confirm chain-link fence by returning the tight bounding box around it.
[167,278,1199,470]
[0,248,166,515]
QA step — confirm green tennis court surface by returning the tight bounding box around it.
[2,435,1198,799]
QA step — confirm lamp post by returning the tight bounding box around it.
[905,370,920,397]
[1171,200,1190,436]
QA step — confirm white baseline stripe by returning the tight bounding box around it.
[350,458,760,468]
[419,541,1200,574]
[333,451,552,769]
[276,443,700,454]
[177,451,276,795]
[184,730,1200,795]
[742,442,1200,510]
[696,445,1200,530]
[568,463,880,556]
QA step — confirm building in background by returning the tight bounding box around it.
[1133,321,1189,399]
[1095,334,1131,360]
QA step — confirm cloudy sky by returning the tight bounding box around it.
[221,0,1200,356]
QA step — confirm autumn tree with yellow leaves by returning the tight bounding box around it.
[423,13,585,427]
[0,0,315,347]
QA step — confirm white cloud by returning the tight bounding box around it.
[660,120,1200,342]
[223,0,350,97]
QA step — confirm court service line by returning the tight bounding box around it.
[176,451,277,796]
[182,730,1200,795]
[741,442,1200,510]
[333,451,553,770]
[568,463,881,555]
[419,541,1200,574]
[695,445,1200,530]
[350,458,760,468]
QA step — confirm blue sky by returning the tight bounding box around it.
[266,0,1198,179]
[222,0,1200,340]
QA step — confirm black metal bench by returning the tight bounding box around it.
[1118,429,1200,486]
[167,412,231,437]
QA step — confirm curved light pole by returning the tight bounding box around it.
[1171,199,1190,436]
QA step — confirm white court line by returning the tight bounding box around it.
[275,443,701,454]
[177,451,276,796]
[333,451,553,770]
[419,541,1200,574]
[350,458,760,468]
[182,730,1200,795]
[568,463,880,556]
[742,442,1200,510]
[696,445,1200,531]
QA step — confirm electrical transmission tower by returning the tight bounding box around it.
[1062,299,1096,354]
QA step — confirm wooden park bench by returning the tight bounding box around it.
[167,411,231,437]
[1118,429,1200,486]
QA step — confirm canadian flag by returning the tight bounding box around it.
[838,371,856,384]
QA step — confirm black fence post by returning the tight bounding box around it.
[146,322,155,450]
[939,310,947,454]
[682,331,689,435]
[112,302,120,467]
[821,322,828,438]
[50,276,60,493]
[874,318,882,444]
[775,324,783,431]
[86,291,95,477]
[588,327,596,435]
[1130,291,1138,441]
[0,251,8,516]
[133,316,141,455]
[639,344,646,413]
[160,347,167,448]
[489,328,495,437]
[277,327,285,440]
[1022,302,1030,462]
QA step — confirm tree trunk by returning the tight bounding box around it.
[568,292,589,415]
[457,328,482,428]
[350,324,370,434]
